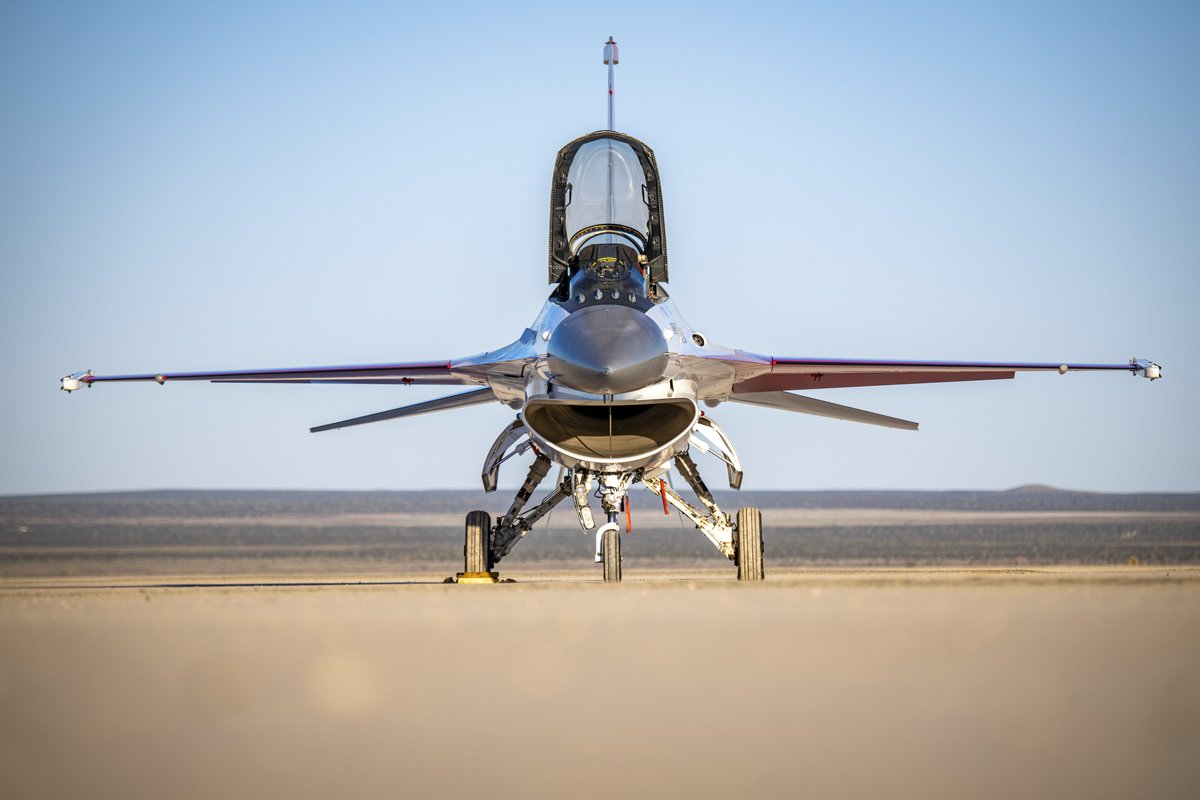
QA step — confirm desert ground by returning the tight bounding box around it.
[2,568,1197,800]
[2,491,1198,799]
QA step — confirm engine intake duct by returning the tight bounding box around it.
[523,399,695,461]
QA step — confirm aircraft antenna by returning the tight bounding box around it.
[603,36,618,130]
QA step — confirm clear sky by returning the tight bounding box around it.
[2,0,1197,494]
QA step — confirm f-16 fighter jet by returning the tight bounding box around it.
[62,38,1161,582]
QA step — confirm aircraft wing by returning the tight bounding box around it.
[61,329,541,392]
[61,360,470,389]
[725,356,1160,393]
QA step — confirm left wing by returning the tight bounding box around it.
[726,356,1161,393]
[685,352,1160,431]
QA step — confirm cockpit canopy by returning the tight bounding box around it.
[565,139,649,253]
[548,131,668,287]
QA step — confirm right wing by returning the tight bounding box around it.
[60,336,540,428]
[60,319,547,440]
[61,330,541,392]
[61,360,465,389]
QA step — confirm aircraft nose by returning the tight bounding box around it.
[547,305,668,395]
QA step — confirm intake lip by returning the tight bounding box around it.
[546,305,668,395]
[522,397,698,469]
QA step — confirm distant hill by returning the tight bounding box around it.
[2,487,1199,518]
[4,488,1198,575]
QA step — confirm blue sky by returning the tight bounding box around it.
[2,0,1197,494]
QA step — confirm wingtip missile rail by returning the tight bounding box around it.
[60,370,92,393]
[1132,359,1162,380]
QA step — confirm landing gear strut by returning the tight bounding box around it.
[642,456,765,582]
[594,473,633,583]
[464,416,765,583]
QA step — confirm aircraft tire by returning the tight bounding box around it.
[602,525,622,583]
[736,507,765,581]
[464,510,492,573]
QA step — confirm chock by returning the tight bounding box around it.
[454,572,501,584]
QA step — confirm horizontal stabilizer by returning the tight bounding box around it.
[728,391,918,431]
[311,388,495,433]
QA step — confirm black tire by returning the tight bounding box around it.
[464,510,492,573]
[736,507,765,581]
[602,525,622,583]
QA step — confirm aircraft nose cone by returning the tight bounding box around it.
[547,305,668,395]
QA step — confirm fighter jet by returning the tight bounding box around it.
[61,38,1161,582]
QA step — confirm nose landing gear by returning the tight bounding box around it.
[597,522,622,583]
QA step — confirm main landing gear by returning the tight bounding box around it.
[463,510,492,574]
[735,507,764,581]
[464,417,766,583]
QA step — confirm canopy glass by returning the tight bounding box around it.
[564,138,649,253]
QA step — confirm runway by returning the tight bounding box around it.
[2,567,1197,799]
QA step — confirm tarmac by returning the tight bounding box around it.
[2,566,1198,799]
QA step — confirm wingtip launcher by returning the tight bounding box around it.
[1131,359,1162,380]
[61,369,170,392]
[59,370,92,393]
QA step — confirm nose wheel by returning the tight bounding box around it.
[601,522,622,583]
